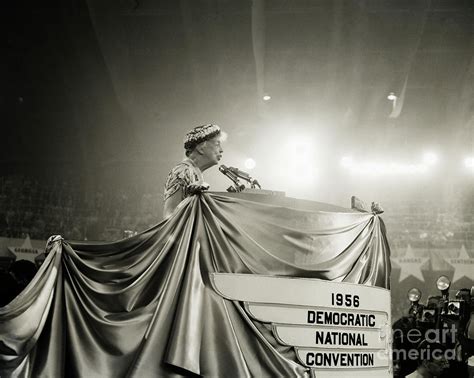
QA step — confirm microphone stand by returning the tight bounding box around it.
[219,166,246,192]
[228,168,261,190]
[219,165,262,192]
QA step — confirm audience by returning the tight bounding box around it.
[0,260,38,307]
[0,175,161,241]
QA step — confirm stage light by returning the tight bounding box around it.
[464,157,474,168]
[288,138,313,164]
[263,94,271,101]
[340,156,354,168]
[422,152,438,165]
[244,158,256,170]
[344,160,428,176]
[387,92,397,101]
[279,136,317,188]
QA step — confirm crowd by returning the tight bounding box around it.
[383,199,474,251]
[0,175,473,249]
[0,175,162,242]
[0,259,37,306]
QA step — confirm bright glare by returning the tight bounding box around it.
[340,156,354,168]
[342,159,429,176]
[387,92,397,101]
[281,136,317,186]
[263,95,271,101]
[244,158,256,170]
[465,157,474,168]
[287,137,313,164]
[422,152,438,165]
[220,131,228,142]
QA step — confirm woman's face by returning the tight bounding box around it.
[201,135,223,166]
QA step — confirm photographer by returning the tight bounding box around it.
[406,340,450,378]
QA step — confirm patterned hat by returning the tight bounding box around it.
[184,124,221,151]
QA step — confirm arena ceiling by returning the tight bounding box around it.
[3,0,473,198]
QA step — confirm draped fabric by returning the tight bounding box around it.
[0,193,391,377]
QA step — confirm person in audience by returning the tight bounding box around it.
[9,260,38,291]
[163,124,224,219]
[0,269,19,307]
[406,340,450,378]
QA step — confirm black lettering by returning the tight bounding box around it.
[368,353,374,366]
[330,353,336,366]
[310,311,378,328]
[315,331,324,345]
[308,353,375,368]
[355,313,362,326]
[347,312,354,326]
[324,311,332,325]
[348,333,354,345]
[362,354,368,366]
[315,353,322,366]
[368,314,375,327]
[316,311,323,324]
[307,310,315,324]
[340,353,347,366]
[354,353,360,365]
[325,332,333,345]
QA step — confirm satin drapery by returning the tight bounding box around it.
[0,193,390,377]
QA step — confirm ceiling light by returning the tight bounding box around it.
[387,92,397,101]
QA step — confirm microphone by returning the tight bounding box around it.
[219,165,240,183]
[227,166,251,180]
[219,165,246,192]
[221,165,262,189]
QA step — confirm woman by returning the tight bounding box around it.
[163,124,224,219]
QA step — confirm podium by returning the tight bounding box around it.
[211,189,357,213]
[0,190,391,378]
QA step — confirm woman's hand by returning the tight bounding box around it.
[187,182,210,195]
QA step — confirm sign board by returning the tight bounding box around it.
[210,273,392,377]
[7,235,44,263]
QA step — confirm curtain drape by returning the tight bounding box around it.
[0,193,390,377]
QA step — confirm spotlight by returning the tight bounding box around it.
[422,152,438,165]
[288,138,313,164]
[387,92,397,101]
[244,158,256,170]
[281,137,317,186]
[340,156,354,168]
[464,157,474,168]
[407,288,422,303]
[263,94,271,101]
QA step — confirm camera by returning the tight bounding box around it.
[407,276,473,331]
[395,276,474,376]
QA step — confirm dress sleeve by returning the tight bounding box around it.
[163,164,192,201]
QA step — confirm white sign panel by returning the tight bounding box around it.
[246,303,388,328]
[296,348,390,368]
[274,325,386,349]
[211,273,390,312]
[210,273,391,377]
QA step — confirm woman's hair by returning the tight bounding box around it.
[183,124,221,155]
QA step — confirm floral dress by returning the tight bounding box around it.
[163,158,204,201]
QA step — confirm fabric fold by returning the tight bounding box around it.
[0,193,390,377]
